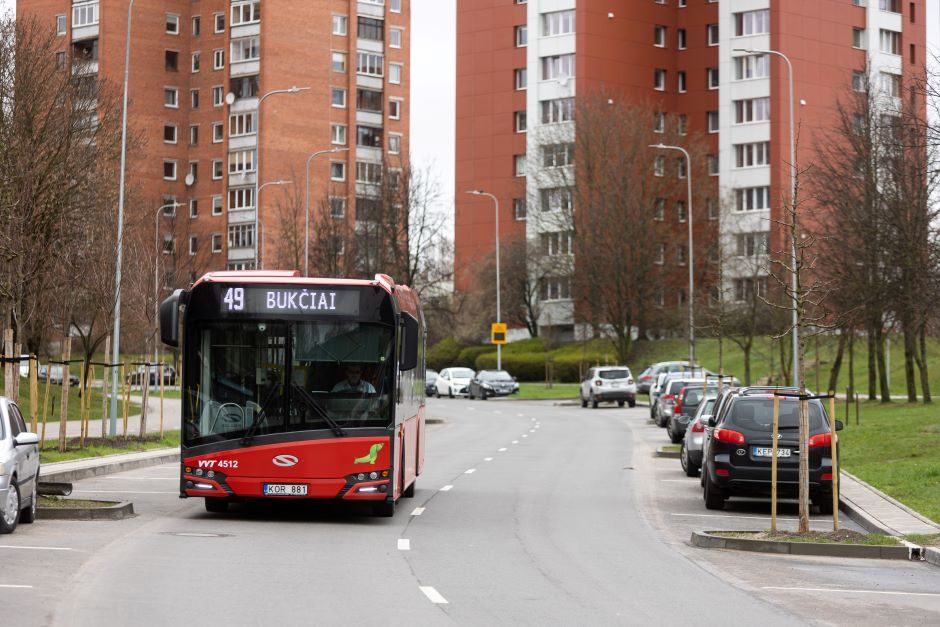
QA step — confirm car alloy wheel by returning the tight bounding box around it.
[0,478,20,534]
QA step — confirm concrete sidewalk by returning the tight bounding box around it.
[58,394,182,439]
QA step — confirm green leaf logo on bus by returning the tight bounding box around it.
[354,443,384,465]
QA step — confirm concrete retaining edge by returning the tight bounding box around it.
[690,530,913,560]
[655,447,681,459]
[40,450,180,484]
[38,500,134,521]
[925,547,940,567]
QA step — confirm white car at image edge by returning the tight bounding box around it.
[434,367,475,398]
[0,396,40,534]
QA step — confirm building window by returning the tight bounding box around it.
[163,124,177,144]
[514,111,527,133]
[542,54,575,81]
[514,155,526,177]
[229,112,256,137]
[707,24,719,45]
[163,160,177,180]
[357,52,384,77]
[214,13,225,33]
[332,51,348,72]
[540,188,572,212]
[56,15,66,35]
[734,142,770,167]
[707,111,719,132]
[356,125,383,148]
[707,68,719,89]
[677,28,686,49]
[212,195,223,215]
[389,98,402,119]
[189,125,199,145]
[212,122,224,143]
[330,197,346,218]
[211,86,223,107]
[356,161,383,184]
[331,161,346,181]
[707,155,719,176]
[231,37,260,63]
[55,52,66,70]
[653,156,665,177]
[734,54,769,80]
[678,114,688,136]
[677,244,687,266]
[655,243,665,265]
[677,71,686,92]
[72,3,99,27]
[191,52,201,73]
[706,198,719,220]
[654,111,665,133]
[653,198,665,221]
[734,278,768,302]
[389,63,403,84]
[228,224,255,249]
[213,159,224,179]
[390,0,402,12]
[229,75,259,98]
[333,15,348,36]
[542,143,574,167]
[189,198,198,218]
[164,87,179,108]
[162,235,174,255]
[228,187,254,211]
[331,124,347,145]
[166,14,180,34]
[654,25,666,47]
[734,10,769,36]
[542,10,575,36]
[677,158,687,179]
[390,28,403,48]
[853,28,866,49]
[540,231,574,256]
[676,200,687,223]
[654,69,666,90]
[880,0,900,13]
[192,16,201,36]
[213,49,224,70]
[880,72,900,97]
[191,89,199,109]
[539,277,571,301]
[513,198,526,221]
[736,232,769,257]
[541,98,574,124]
[389,134,401,154]
[228,150,255,175]
[514,68,527,90]
[189,235,198,256]
[332,88,347,108]
[211,234,222,253]
[231,1,261,26]
[515,25,528,47]
[879,29,900,54]
[734,186,771,211]
[734,98,770,123]
[165,50,179,72]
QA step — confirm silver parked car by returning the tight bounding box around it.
[1,396,40,533]
[679,397,716,477]
[434,367,475,398]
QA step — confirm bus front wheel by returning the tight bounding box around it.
[204,498,229,513]
[374,499,395,517]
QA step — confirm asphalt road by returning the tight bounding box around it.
[3,399,939,626]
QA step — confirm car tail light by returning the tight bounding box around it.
[662,394,674,402]
[595,380,603,387]
[808,433,832,448]
[821,473,833,481]
[641,375,651,381]
[692,420,705,433]
[627,378,634,384]
[716,469,730,477]
[714,428,745,445]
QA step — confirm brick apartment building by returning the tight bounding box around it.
[455,0,926,340]
[19,0,410,290]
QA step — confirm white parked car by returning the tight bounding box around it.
[434,367,475,398]
[0,396,40,534]
[580,366,637,408]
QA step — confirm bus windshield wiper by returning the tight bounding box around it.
[241,382,282,444]
[291,383,346,437]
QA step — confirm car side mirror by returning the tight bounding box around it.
[14,432,39,446]
[835,420,844,431]
[707,417,717,428]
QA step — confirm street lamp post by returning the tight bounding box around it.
[305,147,349,276]
[650,144,695,365]
[246,86,310,269]
[153,201,183,368]
[466,190,502,370]
[734,47,798,387]
[109,0,135,435]
[255,180,291,269]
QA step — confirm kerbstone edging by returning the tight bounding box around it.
[40,449,181,484]
[925,546,940,568]
[38,500,134,521]
[655,447,681,459]
[691,530,913,560]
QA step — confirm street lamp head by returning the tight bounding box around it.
[465,190,485,196]
[288,86,311,94]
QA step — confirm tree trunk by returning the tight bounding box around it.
[742,342,752,386]
[797,329,810,533]
[867,327,877,400]
[916,325,931,403]
[828,332,846,394]
[903,328,917,402]
[875,326,890,403]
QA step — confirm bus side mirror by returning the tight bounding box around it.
[400,312,419,371]
[160,290,184,347]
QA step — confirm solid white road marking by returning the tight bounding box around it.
[72,490,178,495]
[763,586,940,598]
[411,507,426,516]
[0,584,33,589]
[440,485,454,492]
[419,586,449,604]
[398,539,411,551]
[0,546,72,552]
[484,457,493,462]
[498,447,507,452]
[465,469,476,474]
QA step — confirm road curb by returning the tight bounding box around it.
[40,449,180,484]
[690,530,913,560]
[655,446,681,459]
[925,546,940,568]
[838,494,893,536]
[38,500,134,521]
[841,470,940,530]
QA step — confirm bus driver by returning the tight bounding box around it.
[331,365,376,394]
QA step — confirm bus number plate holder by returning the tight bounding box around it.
[263,484,308,496]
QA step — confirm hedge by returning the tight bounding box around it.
[427,338,462,371]
[457,346,493,369]
[474,352,588,383]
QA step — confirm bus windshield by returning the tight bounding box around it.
[183,319,395,445]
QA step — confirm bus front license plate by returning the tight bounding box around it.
[263,483,308,496]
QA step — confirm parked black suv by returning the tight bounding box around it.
[702,386,841,513]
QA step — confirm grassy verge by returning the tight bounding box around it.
[838,401,940,524]
[713,530,901,546]
[515,382,580,400]
[39,496,118,508]
[39,431,180,464]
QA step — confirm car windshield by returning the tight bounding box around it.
[599,369,629,379]
[480,371,513,381]
[426,370,438,380]
[450,368,475,378]
[725,399,827,431]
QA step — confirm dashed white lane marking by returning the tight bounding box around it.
[493,410,502,414]
[498,447,507,452]
[398,539,411,551]
[0,584,33,589]
[484,457,493,462]
[72,490,177,495]
[440,485,454,491]
[529,429,536,433]
[511,440,519,444]
[530,417,536,421]
[411,507,426,516]
[419,586,449,604]
[521,434,528,438]
[0,546,72,552]
[465,469,476,474]
[763,587,940,598]
[518,414,526,417]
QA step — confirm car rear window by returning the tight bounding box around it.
[667,379,699,395]
[599,369,629,380]
[480,371,512,381]
[725,399,827,431]
[451,368,475,378]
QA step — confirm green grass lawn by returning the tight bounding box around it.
[838,400,940,524]
[0,372,149,423]
[39,431,180,464]
[515,382,580,400]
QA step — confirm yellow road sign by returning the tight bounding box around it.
[491,323,507,345]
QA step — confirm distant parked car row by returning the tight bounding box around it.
[126,365,177,386]
[425,368,519,399]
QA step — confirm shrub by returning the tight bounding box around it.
[427,338,462,371]
[457,346,493,369]
[474,352,588,382]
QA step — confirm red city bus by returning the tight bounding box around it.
[159,271,426,517]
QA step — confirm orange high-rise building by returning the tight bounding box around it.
[455,0,926,339]
[19,0,410,288]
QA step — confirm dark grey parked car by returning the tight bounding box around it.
[425,369,439,397]
[0,397,40,534]
[469,370,519,399]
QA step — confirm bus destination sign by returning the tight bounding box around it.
[219,286,360,316]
